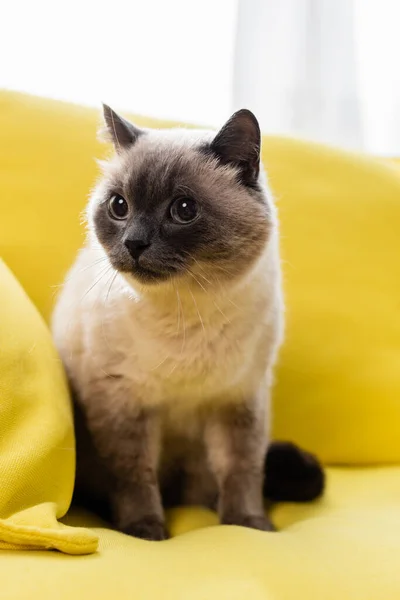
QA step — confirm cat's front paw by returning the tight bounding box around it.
[221,513,275,532]
[121,517,169,541]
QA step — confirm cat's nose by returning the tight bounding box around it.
[124,238,151,260]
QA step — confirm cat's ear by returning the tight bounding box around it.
[211,109,261,186]
[101,104,142,152]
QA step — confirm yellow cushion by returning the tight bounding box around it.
[0,259,97,554]
[1,90,399,464]
[269,139,400,464]
[0,468,399,599]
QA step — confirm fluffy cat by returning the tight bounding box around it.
[52,106,323,541]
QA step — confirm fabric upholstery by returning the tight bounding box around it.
[0,259,97,553]
[0,90,399,598]
[1,90,399,463]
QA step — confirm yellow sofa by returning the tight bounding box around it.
[1,90,400,599]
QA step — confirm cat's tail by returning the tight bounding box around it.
[264,441,325,502]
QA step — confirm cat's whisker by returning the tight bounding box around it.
[186,282,207,393]
[188,270,231,325]
[188,283,206,335]
[211,297,232,324]
[177,287,186,353]
[150,354,170,371]
[62,264,110,362]
[168,362,178,377]
[172,279,181,335]
[80,264,112,303]
[226,296,240,309]
[84,266,114,365]
[167,283,186,377]
[79,256,109,272]
[100,366,115,378]
[215,264,235,278]
[281,259,295,270]
[182,252,209,278]
[105,270,118,305]
[51,257,109,291]
[150,279,178,372]
[185,254,213,285]
[192,268,212,286]
[187,269,209,296]
[64,263,111,363]
[100,270,118,352]
[214,275,241,311]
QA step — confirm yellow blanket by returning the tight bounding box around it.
[0,259,97,554]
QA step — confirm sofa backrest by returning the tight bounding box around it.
[1,90,399,465]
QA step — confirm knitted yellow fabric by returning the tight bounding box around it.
[0,259,97,554]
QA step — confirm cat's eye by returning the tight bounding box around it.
[170,197,199,224]
[108,194,129,220]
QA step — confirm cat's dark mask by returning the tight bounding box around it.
[91,105,273,285]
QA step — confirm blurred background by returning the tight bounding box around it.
[1,0,400,154]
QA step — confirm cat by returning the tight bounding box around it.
[52,105,324,541]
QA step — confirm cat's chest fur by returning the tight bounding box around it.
[98,278,272,408]
[53,243,282,421]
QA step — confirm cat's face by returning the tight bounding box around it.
[90,106,274,287]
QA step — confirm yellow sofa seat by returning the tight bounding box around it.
[0,468,399,599]
[1,90,400,599]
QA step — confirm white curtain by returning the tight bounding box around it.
[0,0,238,127]
[2,0,400,153]
[233,0,400,154]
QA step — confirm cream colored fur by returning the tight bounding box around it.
[53,128,283,442]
